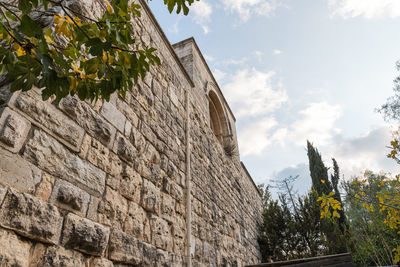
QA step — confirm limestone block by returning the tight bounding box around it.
[88,257,114,267]
[150,216,172,251]
[152,79,163,100]
[163,178,184,202]
[155,248,170,266]
[87,196,100,221]
[13,92,84,151]
[59,96,116,148]
[0,188,63,244]
[130,126,147,153]
[124,201,147,240]
[108,229,143,265]
[0,147,42,193]
[35,172,55,201]
[120,165,142,202]
[88,138,122,177]
[23,130,106,196]
[113,133,137,163]
[0,228,31,267]
[161,193,175,223]
[0,107,30,152]
[141,179,160,214]
[79,134,91,159]
[142,241,157,266]
[97,186,128,230]
[35,245,87,266]
[61,213,110,256]
[116,98,139,128]
[50,179,90,215]
[0,186,6,204]
[124,120,132,137]
[100,101,126,133]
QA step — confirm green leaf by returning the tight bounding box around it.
[19,15,42,37]
[18,0,33,14]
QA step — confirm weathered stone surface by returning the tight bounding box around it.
[35,245,87,267]
[87,196,100,221]
[141,179,161,214]
[108,229,143,265]
[59,96,116,147]
[50,179,90,215]
[23,130,106,196]
[0,188,63,244]
[163,178,184,202]
[124,201,147,240]
[113,133,137,163]
[79,134,91,159]
[0,228,31,267]
[116,98,139,128]
[150,216,173,251]
[142,241,157,266]
[120,165,142,202]
[0,147,42,193]
[88,257,114,267]
[0,186,6,204]
[100,101,126,133]
[61,213,110,256]
[0,107,30,152]
[35,172,55,201]
[13,92,84,151]
[161,193,175,223]
[97,186,128,229]
[87,138,122,177]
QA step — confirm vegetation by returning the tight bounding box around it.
[0,0,197,102]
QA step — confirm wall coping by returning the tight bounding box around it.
[241,162,262,198]
[173,37,236,122]
[139,0,194,88]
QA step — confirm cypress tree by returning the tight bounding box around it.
[306,141,332,195]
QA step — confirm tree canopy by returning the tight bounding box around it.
[0,0,197,102]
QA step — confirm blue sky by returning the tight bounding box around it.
[149,0,400,196]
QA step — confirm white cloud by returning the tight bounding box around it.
[254,50,263,62]
[291,102,342,146]
[222,68,288,118]
[273,49,282,55]
[238,117,278,156]
[204,54,215,62]
[272,102,342,147]
[328,125,399,178]
[221,0,277,21]
[213,69,227,83]
[191,0,213,33]
[329,0,400,18]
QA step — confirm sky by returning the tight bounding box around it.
[148,0,400,197]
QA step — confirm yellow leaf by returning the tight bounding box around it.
[69,76,77,92]
[105,1,113,13]
[352,181,358,185]
[333,210,340,218]
[0,33,3,39]
[44,35,54,44]
[321,179,325,184]
[54,15,63,25]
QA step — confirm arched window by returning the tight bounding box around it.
[208,90,229,144]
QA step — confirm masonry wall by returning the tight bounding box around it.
[0,1,262,266]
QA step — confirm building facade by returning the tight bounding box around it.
[0,1,262,266]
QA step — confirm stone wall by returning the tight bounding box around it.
[0,1,262,266]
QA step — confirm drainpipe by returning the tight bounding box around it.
[185,87,192,267]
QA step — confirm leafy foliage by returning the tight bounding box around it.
[0,0,197,102]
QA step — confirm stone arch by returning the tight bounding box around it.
[208,90,229,143]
